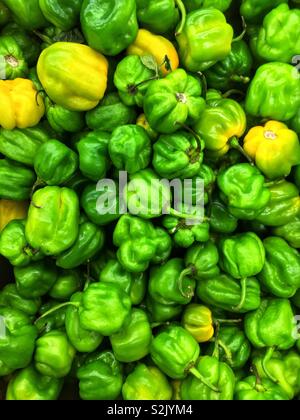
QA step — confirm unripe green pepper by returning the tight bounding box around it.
[36,300,66,331]
[39,0,82,31]
[184,241,220,280]
[0,284,41,316]
[136,0,178,34]
[45,97,85,135]
[163,215,210,249]
[0,35,28,79]
[210,195,238,234]
[2,0,47,30]
[240,0,288,23]
[0,159,36,201]
[122,363,173,400]
[235,376,289,400]
[49,269,81,301]
[146,296,183,323]
[273,217,300,249]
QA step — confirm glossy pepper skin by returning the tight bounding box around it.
[273,218,300,249]
[113,215,172,273]
[6,365,63,400]
[210,195,238,234]
[256,181,300,227]
[180,356,235,400]
[197,274,261,314]
[0,159,36,201]
[100,258,146,306]
[65,292,103,353]
[86,93,137,132]
[244,299,296,350]
[182,304,214,343]
[194,90,247,158]
[0,307,37,376]
[163,216,209,249]
[35,330,75,378]
[235,376,289,401]
[0,35,27,79]
[39,0,82,31]
[243,121,300,180]
[26,187,80,256]
[0,125,50,167]
[240,0,288,22]
[184,241,220,280]
[257,237,300,298]
[0,284,41,317]
[3,0,47,30]
[136,0,178,34]
[109,125,152,174]
[251,4,300,63]
[245,63,300,122]
[150,326,199,379]
[217,163,271,220]
[110,309,152,363]
[34,140,78,186]
[0,199,28,232]
[0,78,45,130]
[56,220,104,269]
[80,0,138,56]
[49,269,81,301]
[79,282,131,336]
[176,8,233,72]
[144,69,206,134]
[36,300,66,332]
[37,42,108,111]
[45,97,85,135]
[146,296,182,323]
[77,351,123,400]
[122,363,172,400]
[205,41,253,91]
[153,131,204,180]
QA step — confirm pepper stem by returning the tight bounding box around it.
[169,207,209,222]
[175,122,203,153]
[178,268,194,299]
[262,347,278,383]
[189,367,220,393]
[229,137,255,166]
[175,0,187,36]
[232,16,247,43]
[214,318,243,325]
[33,30,53,45]
[34,301,79,325]
[230,75,250,84]
[223,89,245,99]
[218,340,234,367]
[233,277,247,311]
[197,72,208,100]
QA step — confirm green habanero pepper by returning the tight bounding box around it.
[136,0,178,34]
[240,0,288,23]
[6,365,63,400]
[122,363,173,400]
[0,284,41,317]
[39,0,82,31]
[80,0,138,56]
[26,186,80,256]
[109,125,152,174]
[49,269,81,301]
[36,300,67,331]
[0,35,28,79]
[209,195,238,234]
[272,217,300,249]
[245,63,300,122]
[110,308,152,363]
[77,351,123,400]
[79,282,132,336]
[0,307,37,376]
[184,241,220,280]
[257,237,300,298]
[235,376,289,400]
[45,97,85,135]
[35,330,75,378]
[146,296,183,323]
[184,0,232,13]
[144,69,206,134]
[0,159,36,201]
[3,0,47,30]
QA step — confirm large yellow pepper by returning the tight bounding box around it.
[37,42,108,112]
[0,199,28,232]
[0,79,45,130]
[127,29,179,76]
[243,120,300,180]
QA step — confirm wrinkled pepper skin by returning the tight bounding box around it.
[34,140,78,186]
[163,216,209,249]
[243,121,300,180]
[197,274,261,313]
[122,364,173,400]
[257,237,300,298]
[49,269,81,301]
[0,159,36,201]
[0,284,41,317]
[184,0,232,13]
[0,199,28,232]
[244,299,296,350]
[235,376,289,400]
[251,4,300,63]
[176,8,233,72]
[39,0,82,31]
[3,0,47,30]
[273,218,300,249]
[180,356,235,400]
[65,292,103,353]
[146,296,182,323]
[35,330,75,378]
[81,0,138,56]
[0,125,50,167]
[37,42,108,111]
[56,219,104,269]
[245,63,300,122]
[14,260,57,299]
[182,304,214,343]
[109,125,152,174]
[184,241,220,280]
[86,93,137,132]
[110,308,152,363]
[79,282,132,336]
[0,35,28,79]
[113,214,172,273]
[26,187,80,256]
[0,78,45,130]
[136,0,178,34]
[36,300,66,331]
[6,365,63,400]
[0,307,37,376]
[77,351,123,400]
[45,97,85,135]
[144,69,206,134]
[150,326,200,379]
[240,0,288,22]
[205,41,253,91]
[210,196,238,234]
[217,163,270,220]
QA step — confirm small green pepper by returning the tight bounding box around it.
[0,159,36,201]
[146,296,183,323]
[0,35,28,79]
[49,269,81,301]
[235,376,289,400]
[45,97,85,135]
[136,0,178,34]
[184,241,220,280]
[39,0,82,31]
[0,284,41,317]
[272,218,300,249]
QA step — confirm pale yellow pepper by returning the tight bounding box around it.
[182,304,214,343]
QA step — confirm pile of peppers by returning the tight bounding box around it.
[0,0,300,402]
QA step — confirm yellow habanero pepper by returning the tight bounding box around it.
[127,29,179,76]
[182,304,214,343]
[0,199,28,232]
[0,79,45,130]
[243,121,300,180]
[37,42,108,112]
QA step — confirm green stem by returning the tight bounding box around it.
[197,72,208,100]
[214,318,243,325]
[175,122,203,153]
[232,16,247,43]
[233,278,247,311]
[31,178,45,198]
[33,30,53,45]
[35,302,79,325]
[264,179,284,188]
[175,0,187,36]
[189,367,220,393]
[178,268,194,298]
[169,207,209,222]
[230,74,250,84]
[218,340,233,366]
[128,76,159,95]
[229,137,255,165]
[262,347,278,383]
